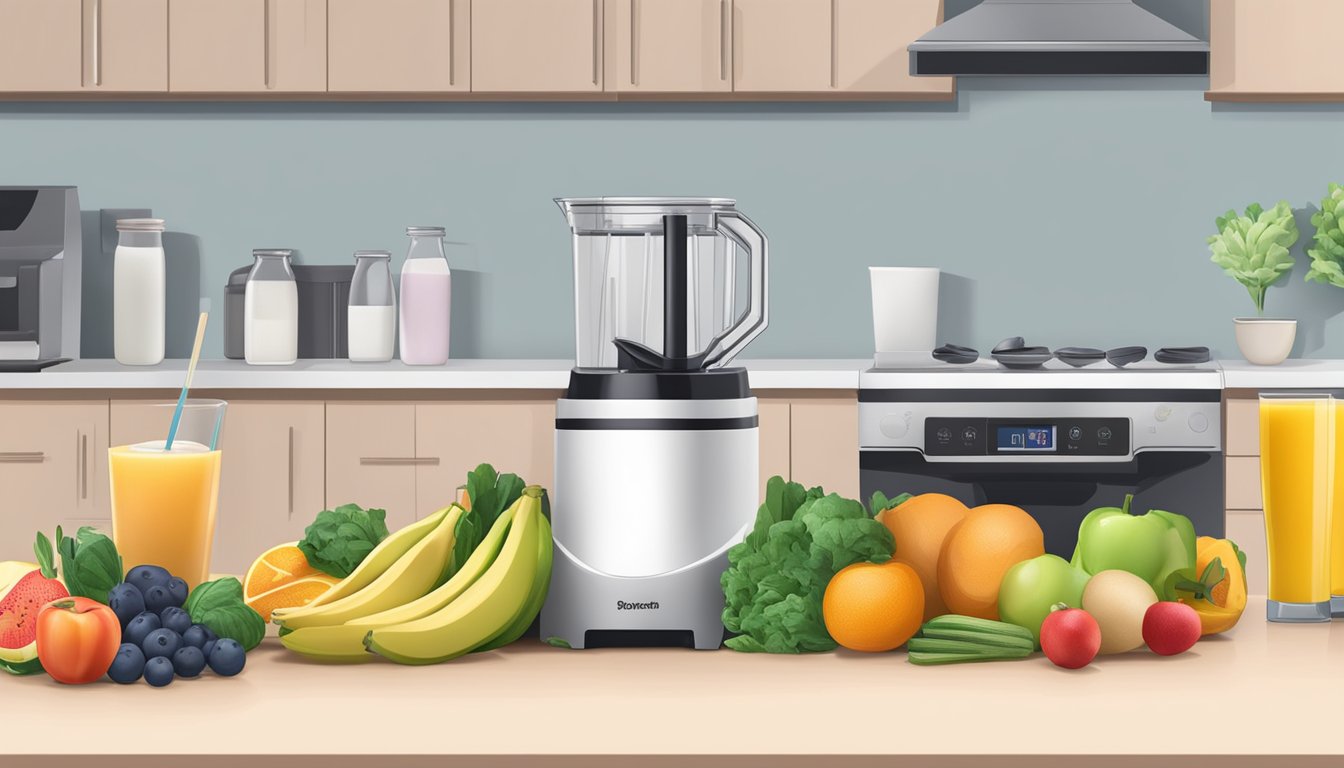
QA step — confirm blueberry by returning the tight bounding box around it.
[126,565,172,595]
[143,656,174,687]
[142,628,182,660]
[143,585,174,613]
[171,646,206,678]
[182,624,210,649]
[106,643,146,684]
[107,583,145,628]
[160,606,192,635]
[207,638,246,677]
[123,611,162,648]
[165,577,189,607]
[201,639,217,660]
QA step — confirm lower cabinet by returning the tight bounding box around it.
[789,397,859,499]
[758,398,791,498]
[415,401,556,519]
[0,401,109,562]
[325,402,420,531]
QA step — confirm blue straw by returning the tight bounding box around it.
[164,312,209,452]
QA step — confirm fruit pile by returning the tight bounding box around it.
[106,565,246,687]
[276,485,552,664]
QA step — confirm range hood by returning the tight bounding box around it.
[909,0,1209,76]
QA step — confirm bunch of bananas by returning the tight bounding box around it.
[275,486,552,664]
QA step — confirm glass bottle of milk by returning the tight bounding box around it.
[244,249,298,366]
[348,250,396,363]
[398,226,451,366]
[113,218,166,366]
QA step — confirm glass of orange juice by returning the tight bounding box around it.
[1334,396,1344,618]
[1259,393,1333,623]
[110,399,226,589]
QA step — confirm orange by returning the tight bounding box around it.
[245,543,328,599]
[822,560,924,652]
[937,504,1044,620]
[246,577,339,623]
[878,493,968,621]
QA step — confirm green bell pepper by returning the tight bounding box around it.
[1070,494,1197,601]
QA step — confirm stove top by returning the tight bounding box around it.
[862,356,1223,391]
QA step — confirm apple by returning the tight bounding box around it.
[36,597,121,684]
[1041,605,1102,669]
[998,554,1090,646]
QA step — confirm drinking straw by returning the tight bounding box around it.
[164,312,209,452]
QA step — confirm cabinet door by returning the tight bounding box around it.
[0,402,108,562]
[82,0,168,91]
[0,0,83,91]
[835,0,952,96]
[790,397,858,499]
[169,0,326,93]
[733,0,832,92]
[415,401,556,519]
[758,399,790,500]
[326,403,419,531]
[328,0,468,93]
[614,0,730,93]
[472,0,606,93]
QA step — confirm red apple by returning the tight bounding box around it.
[37,597,121,684]
[1040,603,1101,669]
[1142,601,1201,656]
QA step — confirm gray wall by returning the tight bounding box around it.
[5,75,1344,361]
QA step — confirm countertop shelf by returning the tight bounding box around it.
[0,598,1336,767]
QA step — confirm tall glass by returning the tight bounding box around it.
[1334,397,1344,618]
[110,400,226,589]
[1259,393,1333,622]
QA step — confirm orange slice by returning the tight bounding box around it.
[245,576,339,623]
[244,543,328,600]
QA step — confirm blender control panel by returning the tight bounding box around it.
[925,417,1130,457]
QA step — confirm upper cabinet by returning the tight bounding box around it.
[472,0,608,93]
[0,0,83,91]
[84,0,168,92]
[169,0,327,93]
[1207,0,1344,102]
[835,0,953,97]
[0,0,166,92]
[329,0,469,93]
[613,0,731,94]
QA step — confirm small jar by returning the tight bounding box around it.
[244,249,298,366]
[398,226,451,366]
[113,218,166,366]
[348,250,396,363]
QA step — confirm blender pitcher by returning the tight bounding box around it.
[556,198,767,370]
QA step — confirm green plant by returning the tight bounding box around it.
[1306,183,1344,287]
[298,503,391,578]
[1207,201,1300,315]
[184,577,266,651]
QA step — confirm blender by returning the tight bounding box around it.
[542,197,768,650]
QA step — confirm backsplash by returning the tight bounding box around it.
[5,77,1344,360]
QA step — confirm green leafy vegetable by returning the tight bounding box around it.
[1306,183,1344,288]
[47,526,122,604]
[869,490,913,516]
[184,577,266,651]
[449,464,527,582]
[1207,200,1300,315]
[33,531,58,580]
[298,504,390,578]
[720,476,895,654]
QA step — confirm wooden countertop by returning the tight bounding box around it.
[2,597,1339,768]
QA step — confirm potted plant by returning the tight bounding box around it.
[1208,201,1300,365]
[1306,183,1344,288]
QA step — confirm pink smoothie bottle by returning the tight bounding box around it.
[398,226,451,365]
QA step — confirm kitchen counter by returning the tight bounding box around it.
[0,358,866,391]
[1220,359,1344,390]
[2,597,1338,768]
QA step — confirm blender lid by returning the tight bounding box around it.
[556,196,737,211]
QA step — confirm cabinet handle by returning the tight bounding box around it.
[630,0,639,86]
[359,457,439,467]
[721,0,730,82]
[80,433,88,501]
[263,0,273,90]
[448,0,455,87]
[592,0,601,86]
[829,0,837,89]
[0,452,45,463]
[287,426,294,518]
[91,0,102,87]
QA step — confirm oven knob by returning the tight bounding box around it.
[1097,426,1113,441]
[962,426,978,442]
[880,414,909,439]
[1068,426,1082,441]
[1188,412,1209,433]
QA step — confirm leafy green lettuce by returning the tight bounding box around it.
[721,477,895,653]
[298,504,390,578]
[1207,201,1300,314]
[184,577,266,651]
[1307,183,1344,288]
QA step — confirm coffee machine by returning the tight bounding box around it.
[0,187,82,369]
[542,197,768,650]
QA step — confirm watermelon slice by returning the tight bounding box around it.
[0,561,69,675]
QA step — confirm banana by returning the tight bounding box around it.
[273,507,450,621]
[474,511,552,653]
[280,503,519,661]
[366,487,542,665]
[276,506,462,632]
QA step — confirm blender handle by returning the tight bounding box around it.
[703,210,768,369]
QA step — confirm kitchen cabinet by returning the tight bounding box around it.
[328,0,469,93]
[834,0,952,96]
[0,402,108,562]
[169,0,327,93]
[326,402,419,531]
[111,400,326,575]
[1222,393,1267,595]
[789,397,858,499]
[613,0,731,93]
[732,0,833,93]
[415,401,556,519]
[0,0,83,92]
[471,0,608,93]
[1207,0,1344,102]
[758,399,791,498]
[82,0,168,92]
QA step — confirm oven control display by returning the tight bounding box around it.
[997,425,1055,452]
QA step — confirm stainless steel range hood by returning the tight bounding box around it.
[909,0,1209,76]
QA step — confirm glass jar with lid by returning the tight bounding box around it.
[244,249,298,366]
[348,250,396,363]
[398,226,451,366]
[114,218,166,366]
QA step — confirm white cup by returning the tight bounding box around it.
[870,267,940,356]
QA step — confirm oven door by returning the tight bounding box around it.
[860,449,1225,557]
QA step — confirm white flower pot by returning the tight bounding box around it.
[1233,318,1297,365]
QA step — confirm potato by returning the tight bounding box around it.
[1081,570,1159,654]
